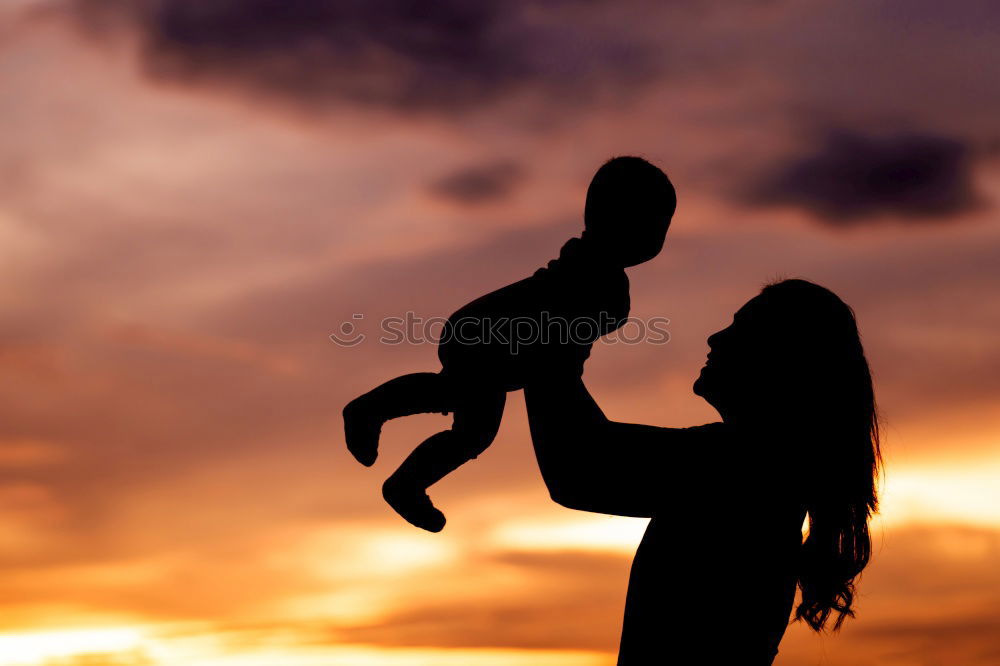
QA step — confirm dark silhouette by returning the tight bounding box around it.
[523,278,881,664]
[343,157,676,531]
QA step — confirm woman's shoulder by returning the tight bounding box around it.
[674,421,730,443]
[660,421,743,467]
[682,421,727,434]
[619,421,728,448]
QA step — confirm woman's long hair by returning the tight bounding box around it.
[758,279,882,632]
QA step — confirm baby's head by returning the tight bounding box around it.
[583,156,676,267]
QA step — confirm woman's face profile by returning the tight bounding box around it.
[693,296,777,418]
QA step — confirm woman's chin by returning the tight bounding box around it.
[693,366,721,400]
[693,372,708,397]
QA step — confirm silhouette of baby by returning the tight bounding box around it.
[343,156,676,531]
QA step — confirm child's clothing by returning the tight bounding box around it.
[346,235,631,531]
[439,234,630,389]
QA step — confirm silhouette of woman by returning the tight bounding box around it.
[524,279,881,665]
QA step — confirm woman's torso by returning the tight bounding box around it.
[617,423,805,665]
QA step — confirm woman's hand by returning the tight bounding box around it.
[522,339,592,380]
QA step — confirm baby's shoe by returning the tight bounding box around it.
[343,398,382,467]
[382,477,447,533]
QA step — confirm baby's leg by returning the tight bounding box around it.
[383,387,506,532]
[343,372,455,466]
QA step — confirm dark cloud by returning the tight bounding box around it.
[429,161,525,205]
[71,0,660,113]
[745,131,982,223]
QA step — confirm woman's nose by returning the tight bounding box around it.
[707,329,724,349]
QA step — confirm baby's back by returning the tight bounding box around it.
[438,238,629,391]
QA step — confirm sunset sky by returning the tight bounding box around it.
[1,1,999,664]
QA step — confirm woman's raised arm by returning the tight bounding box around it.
[524,367,701,518]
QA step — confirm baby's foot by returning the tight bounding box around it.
[343,398,382,467]
[382,477,447,533]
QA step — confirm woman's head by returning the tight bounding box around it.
[694,279,873,424]
[694,278,881,631]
